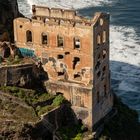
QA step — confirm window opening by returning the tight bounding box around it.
[100,18,104,26]
[57,35,64,47]
[74,73,82,81]
[56,92,63,95]
[97,92,100,103]
[57,54,64,59]
[65,52,70,55]
[103,31,106,43]
[103,50,107,59]
[42,33,48,44]
[73,57,80,69]
[97,34,101,45]
[57,72,65,76]
[74,37,80,49]
[26,30,32,42]
[97,71,101,78]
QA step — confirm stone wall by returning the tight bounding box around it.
[0,64,33,87]
[44,80,93,128]
[41,104,78,132]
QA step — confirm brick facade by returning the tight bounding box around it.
[13,5,113,130]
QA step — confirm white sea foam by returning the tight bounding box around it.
[110,25,140,66]
[26,0,114,10]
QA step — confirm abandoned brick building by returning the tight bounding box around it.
[13,5,113,130]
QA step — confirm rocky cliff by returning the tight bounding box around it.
[0,0,22,42]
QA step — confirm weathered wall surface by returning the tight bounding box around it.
[0,64,33,87]
[14,17,93,85]
[13,6,114,130]
[44,81,93,128]
[92,13,113,125]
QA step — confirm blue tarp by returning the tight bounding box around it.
[19,48,35,57]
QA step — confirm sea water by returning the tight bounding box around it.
[17,0,140,120]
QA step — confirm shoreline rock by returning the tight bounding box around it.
[0,0,23,42]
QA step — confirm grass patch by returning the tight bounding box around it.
[6,55,22,65]
[37,105,56,116]
[0,86,54,106]
[0,86,65,116]
[52,94,65,106]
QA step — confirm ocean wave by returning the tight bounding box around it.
[26,0,114,10]
[110,25,140,66]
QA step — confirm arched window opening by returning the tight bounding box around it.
[97,34,101,45]
[42,33,48,45]
[57,35,64,47]
[74,37,80,49]
[100,18,104,26]
[103,49,107,59]
[26,30,32,43]
[103,31,106,43]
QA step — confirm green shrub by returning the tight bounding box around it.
[52,94,65,106]
[59,124,83,140]
[37,105,55,116]
[37,93,54,102]
[72,133,82,140]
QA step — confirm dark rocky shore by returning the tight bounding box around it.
[0,0,22,42]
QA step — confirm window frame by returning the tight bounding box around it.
[41,32,48,45]
[57,35,64,48]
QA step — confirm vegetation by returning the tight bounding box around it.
[0,97,38,132]
[0,86,53,105]
[58,124,85,140]
[37,94,65,116]
[0,86,65,116]
[52,94,65,106]
[6,55,22,65]
[37,105,56,116]
[1,86,140,140]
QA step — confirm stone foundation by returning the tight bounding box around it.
[0,63,33,87]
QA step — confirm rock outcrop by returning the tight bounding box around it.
[0,0,22,42]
